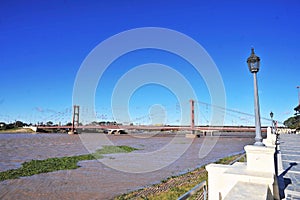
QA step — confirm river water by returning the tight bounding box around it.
[0,132,254,199]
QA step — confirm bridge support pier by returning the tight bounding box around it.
[190,99,195,134]
[69,105,80,134]
[186,100,200,138]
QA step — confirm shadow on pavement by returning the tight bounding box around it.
[278,162,297,199]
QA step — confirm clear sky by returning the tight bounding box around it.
[0,0,299,126]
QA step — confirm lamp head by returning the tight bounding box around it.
[270,111,274,119]
[247,48,260,73]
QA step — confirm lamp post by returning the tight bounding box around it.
[297,86,300,105]
[247,48,264,146]
[270,111,274,134]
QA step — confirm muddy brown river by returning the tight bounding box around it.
[0,132,254,199]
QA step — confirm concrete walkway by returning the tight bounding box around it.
[278,134,300,200]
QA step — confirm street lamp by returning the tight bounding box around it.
[270,111,274,134]
[297,86,300,105]
[247,48,264,146]
[270,111,273,119]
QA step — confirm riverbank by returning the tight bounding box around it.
[115,154,245,199]
[0,133,254,199]
[0,127,35,133]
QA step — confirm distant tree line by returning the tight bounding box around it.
[0,121,28,130]
[284,115,300,130]
[0,121,73,130]
[0,120,124,130]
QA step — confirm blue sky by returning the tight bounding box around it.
[0,0,299,126]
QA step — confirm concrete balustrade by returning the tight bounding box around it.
[262,127,277,147]
[206,127,279,200]
[245,145,276,173]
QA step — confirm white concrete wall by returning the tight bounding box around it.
[206,131,279,200]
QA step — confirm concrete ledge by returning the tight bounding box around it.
[223,181,271,200]
[206,164,237,199]
[224,165,275,185]
[206,163,276,199]
[206,144,279,200]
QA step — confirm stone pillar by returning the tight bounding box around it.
[206,145,279,199]
[263,127,276,146]
[244,145,275,173]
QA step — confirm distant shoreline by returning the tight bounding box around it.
[0,128,264,138]
[0,128,35,134]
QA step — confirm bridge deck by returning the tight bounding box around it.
[30,125,268,132]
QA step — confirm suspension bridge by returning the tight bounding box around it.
[24,99,277,134]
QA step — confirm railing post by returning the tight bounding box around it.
[203,184,207,200]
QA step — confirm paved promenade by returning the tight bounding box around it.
[278,134,300,200]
